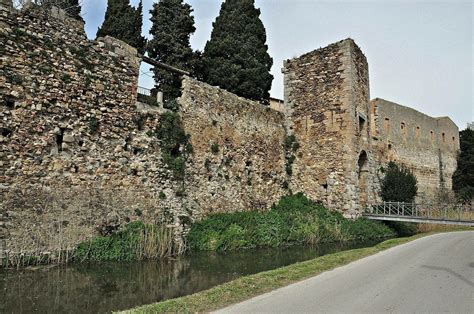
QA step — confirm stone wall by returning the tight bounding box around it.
[282,39,377,216]
[180,77,287,217]
[0,4,289,258]
[0,5,186,258]
[370,98,460,201]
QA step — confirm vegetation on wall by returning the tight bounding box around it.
[202,0,273,103]
[452,128,474,203]
[283,134,299,177]
[155,111,192,181]
[96,0,146,53]
[147,0,201,101]
[187,193,395,251]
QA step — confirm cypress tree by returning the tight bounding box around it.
[453,128,474,202]
[133,1,147,54]
[97,0,146,53]
[147,0,197,101]
[202,0,273,102]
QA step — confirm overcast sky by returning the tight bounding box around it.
[81,0,473,129]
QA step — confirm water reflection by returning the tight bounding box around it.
[1,240,380,313]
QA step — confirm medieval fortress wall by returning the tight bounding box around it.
[370,98,459,201]
[282,39,377,216]
[0,3,459,255]
[0,4,287,255]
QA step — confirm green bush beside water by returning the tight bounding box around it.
[187,193,396,251]
[74,221,175,262]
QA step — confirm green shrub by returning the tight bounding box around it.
[73,221,176,262]
[210,142,219,154]
[380,161,418,203]
[187,193,396,252]
[383,221,418,236]
[284,135,299,176]
[155,111,192,180]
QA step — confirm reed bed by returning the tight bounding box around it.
[417,205,473,232]
[1,185,172,268]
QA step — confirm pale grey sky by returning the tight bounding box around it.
[81,0,473,129]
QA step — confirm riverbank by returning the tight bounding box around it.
[187,193,395,251]
[0,240,382,313]
[124,231,467,313]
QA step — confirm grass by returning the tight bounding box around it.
[124,232,464,313]
[187,193,396,251]
[416,206,473,233]
[73,222,177,262]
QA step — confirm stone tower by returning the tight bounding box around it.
[283,39,377,215]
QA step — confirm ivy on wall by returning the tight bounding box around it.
[155,111,193,181]
[284,134,300,177]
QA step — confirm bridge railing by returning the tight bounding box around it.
[367,202,474,222]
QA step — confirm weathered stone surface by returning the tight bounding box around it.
[282,38,459,214]
[180,78,287,217]
[370,98,459,202]
[283,39,375,215]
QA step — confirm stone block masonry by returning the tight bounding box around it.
[179,78,287,217]
[370,99,459,202]
[283,39,377,216]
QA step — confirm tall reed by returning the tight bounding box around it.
[1,185,168,268]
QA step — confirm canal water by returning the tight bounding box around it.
[0,240,380,313]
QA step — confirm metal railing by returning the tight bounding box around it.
[365,202,474,225]
[137,86,158,106]
[137,86,152,97]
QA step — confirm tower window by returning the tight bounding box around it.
[358,116,366,134]
[400,122,407,136]
[384,118,390,132]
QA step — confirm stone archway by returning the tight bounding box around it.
[358,151,369,207]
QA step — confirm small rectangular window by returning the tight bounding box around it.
[359,116,366,134]
[400,122,407,136]
[442,132,446,142]
[384,118,390,132]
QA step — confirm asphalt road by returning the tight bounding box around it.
[217,231,474,314]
